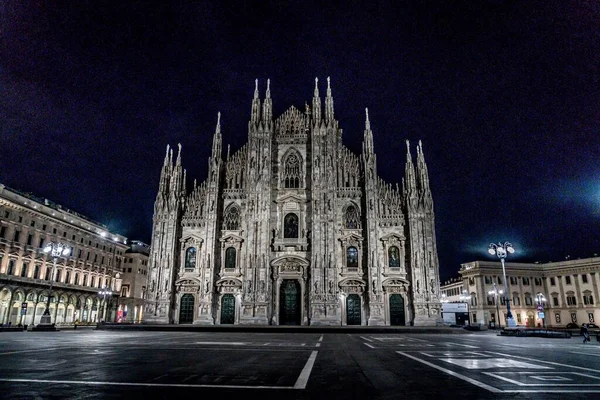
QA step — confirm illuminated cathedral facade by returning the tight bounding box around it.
[145,78,443,326]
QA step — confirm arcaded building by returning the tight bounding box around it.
[145,78,443,326]
[0,184,127,326]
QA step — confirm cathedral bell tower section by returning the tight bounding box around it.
[309,77,343,325]
[227,79,273,325]
[405,141,442,326]
[362,109,386,326]
[146,144,185,323]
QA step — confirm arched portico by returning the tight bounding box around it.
[382,278,411,326]
[270,256,309,326]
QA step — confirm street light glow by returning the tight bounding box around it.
[488,241,516,327]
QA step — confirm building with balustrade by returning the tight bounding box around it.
[0,183,127,326]
[117,240,150,323]
[440,258,600,328]
[145,78,443,326]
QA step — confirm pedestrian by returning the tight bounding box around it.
[581,323,590,343]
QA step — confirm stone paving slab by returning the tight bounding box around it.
[95,323,472,334]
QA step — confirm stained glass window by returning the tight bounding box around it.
[347,246,358,269]
[225,247,236,269]
[284,213,299,238]
[185,247,196,270]
[345,205,360,229]
[283,153,301,188]
[224,206,241,230]
[388,246,400,268]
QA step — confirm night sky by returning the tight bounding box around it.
[1,1,599,282]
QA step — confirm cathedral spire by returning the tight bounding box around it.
[405,140,417,194]
[163,144,170,167]
[362,108,375,157]
[170,143,184,194]
[250,79,261,124]
[262,79,272,122]
[325,76,335,122]
[212,112,222,160]
[312,77,322,123]
[158,144,171,193]
[416,140,432,201]
[175,143,182,166]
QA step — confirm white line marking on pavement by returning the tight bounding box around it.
[181,374,198,383]
[315,343,321,347]
[486,351,600,373]
[149,374,169,382]
[318,335,324,342]
[0,348,60,356]
[570,351,600,357]
[482,371,600,386]
[502,390,600,393]
[194,342,246,345]
[455,338,479,343]
[396,351,502,393]
[293,351,318,389]
[363,343,376,349]
[441,342,479,349]
[0,378,297,390]
[360,336,373,342]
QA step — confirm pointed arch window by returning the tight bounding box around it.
[344,205,360,229]
[224,207,241,230]
[225,247,236,269]
[347,247,358,269]
[284,213,299,238]
[185,247,197,271]
[388,246,400,268]
[283,153,301,188]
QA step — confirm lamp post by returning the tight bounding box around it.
[536,292,546,328]
[459,290,472,325]
[40,242,71,325]
[98,286,113,323]
[488,283,504,329]
[488,242,516,327]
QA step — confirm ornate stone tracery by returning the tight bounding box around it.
[146,79,442,327]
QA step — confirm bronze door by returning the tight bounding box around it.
[279,280,301,325]
[179,294,195,324]
[346,294,361,325]
[389,294,405,326]
[220,294,235,324]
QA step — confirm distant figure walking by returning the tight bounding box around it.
[581,323,590,343]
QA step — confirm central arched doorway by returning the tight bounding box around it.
[220,294,235,324]
[179,294,195,324]
[346,294,361,325]
[389,294,405,326]
[279,280,301,325]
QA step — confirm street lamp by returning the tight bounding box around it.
[98,286,113,323]
[536,292,546,328]
[459,290,472,325]
[40,242,71,325]
[488,283,504,329]
[488,242,516,327]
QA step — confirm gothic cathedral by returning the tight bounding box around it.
[145,78,442,326]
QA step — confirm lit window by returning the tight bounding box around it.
[185,247,196,271]
[347,247,358,269]
[388,246,400,268]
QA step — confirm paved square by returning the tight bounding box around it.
[439,358,552,370]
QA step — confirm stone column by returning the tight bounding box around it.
[31,301,39,326]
